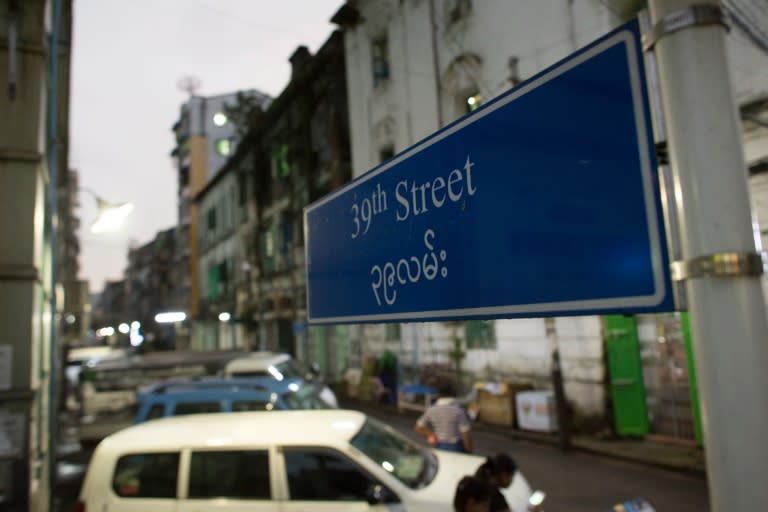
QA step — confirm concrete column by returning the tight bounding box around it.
[0,1,53,510]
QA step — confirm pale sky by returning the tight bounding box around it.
[70,0,344,293]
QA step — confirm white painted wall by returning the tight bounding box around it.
[339,0,768,419]
[341,0,617,418]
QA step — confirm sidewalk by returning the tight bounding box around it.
[340,397,707,476]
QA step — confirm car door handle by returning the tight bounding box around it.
[612,378,635,387]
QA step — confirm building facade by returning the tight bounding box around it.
[123,227,181,350]
[171,90,271,332]
[332,0,768,437]
[193,31,352,368]
[333,0,627,419]
[59,170,90,345]
[0,0,73,509]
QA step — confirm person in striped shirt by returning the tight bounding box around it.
[414,395,473,453]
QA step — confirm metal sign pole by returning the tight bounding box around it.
[646,1,768,508]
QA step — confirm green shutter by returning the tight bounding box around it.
[208,264,220,300]
[681,312,704,445]
[605,315,649,436]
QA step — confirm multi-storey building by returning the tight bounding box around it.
[59,170,90,345]
[0,0,73,508]
[332,0,768,441]
[124,227,180,350]
[194,30,351,365]
[171,90,271,337]
[91,279,128,334]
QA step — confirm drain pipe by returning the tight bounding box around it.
[46,0,64,508]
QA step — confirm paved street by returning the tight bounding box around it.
[346,401,711,512]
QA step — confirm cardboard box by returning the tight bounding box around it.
[515,390,558,432]
[478,389,515,426]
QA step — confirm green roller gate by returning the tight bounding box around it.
[605,315,649,436]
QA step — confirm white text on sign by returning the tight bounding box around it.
[350,155,477,239]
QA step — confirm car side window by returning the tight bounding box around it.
[112,452,179,498]
[173,402,221,415]
[146,404,164,420]
[283,448,376,501]
[231,400,270,411]
[188,450,271,499]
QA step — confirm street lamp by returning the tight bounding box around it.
[79,187,134,234]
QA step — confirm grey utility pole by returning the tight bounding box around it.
[647,0,768,509]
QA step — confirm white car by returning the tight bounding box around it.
[77,410,540,512]
[224,351,339,407]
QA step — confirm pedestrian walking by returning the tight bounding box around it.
[454,475,493,512]
[414,395,473,453]
[475,453,517,512]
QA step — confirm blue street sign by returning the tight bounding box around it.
[304,20,674,324]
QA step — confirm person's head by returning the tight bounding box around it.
[478,453,517,488]
[453,475,493,512]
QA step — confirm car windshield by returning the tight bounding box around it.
[350,418,437,489]
[271,360,306,380]
[283,384,333,409]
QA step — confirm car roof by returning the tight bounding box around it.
[225,351,291,370]
[138,376,299,395]
[99,409,367,451]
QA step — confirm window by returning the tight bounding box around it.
[146,404,165,420]
[112,452,179,498]
[208,264,220,299]
[218,261,229,293]
[350,418,436,489]
[238,172,248,205]
[283,387,334,410]
[385,323,401,341]
[213,112,228,126]
[379,145,395,163]
[273,144,291,178]
[173,402,221,415]
[371,37,390,87]
[466,92,482,113]
[207,208,216,231]
[284,449,376,501]
[188,450,270,499]
[465,320,496,349]
[231,400,271,412]
[448,0,472,23]
[215,138,231,156]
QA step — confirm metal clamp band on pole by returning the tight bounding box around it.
[671,252,764,281]
[642,4,729,51]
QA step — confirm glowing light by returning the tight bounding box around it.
[96,327,115,337]
[90,202,134,234]
[381,461,394,472]
[268,366,284,381]
[155,312,187,323]
[218,312,231,322]
[129,321,143,346]
[65,314,76,324]
[288,382,299,392]
[213,112,228,126]
[118,323,130,334]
